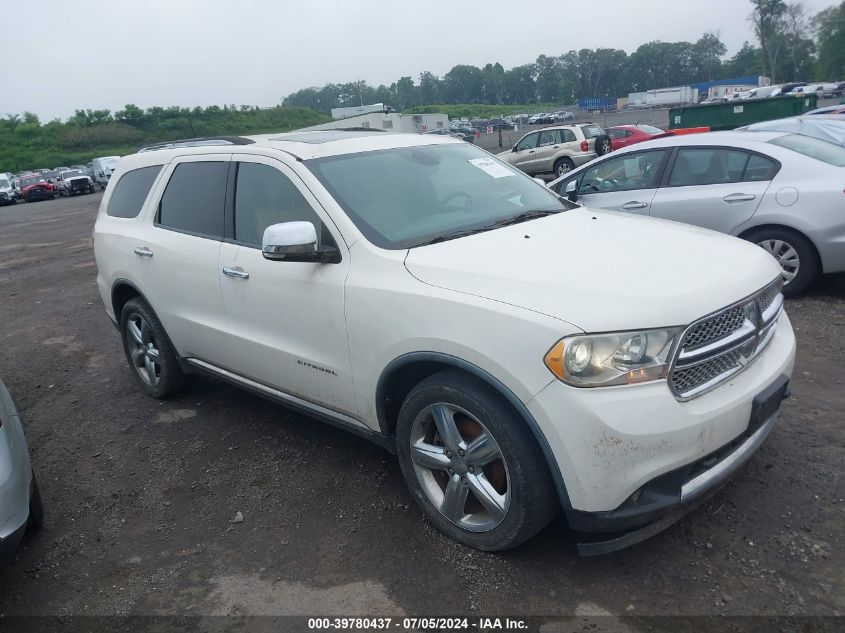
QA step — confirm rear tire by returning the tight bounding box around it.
[553,157,575,178]
[119,297,190,398]
[745,227,818,297]
[395,370,557,551]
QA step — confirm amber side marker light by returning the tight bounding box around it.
[544,340,566,381]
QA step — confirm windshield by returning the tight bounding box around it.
[61,170,83,178]
[769,134,845,166]
[42,170,58,179]
[306,143,572,249]
[21,176,46,186]
[0,179,9,189]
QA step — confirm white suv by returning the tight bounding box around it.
[93,131,796,553]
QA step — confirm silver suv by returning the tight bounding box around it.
[498,123,612,178]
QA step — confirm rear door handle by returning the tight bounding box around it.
[723,193,756,203]
[222,266,249,280]
[621,201,648,210]
[133,247,153,257]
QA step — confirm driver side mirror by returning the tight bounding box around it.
[565,180,578,202]
[262,221,340,264]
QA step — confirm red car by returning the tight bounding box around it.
[19,173,57,202]
[606,124,674,151]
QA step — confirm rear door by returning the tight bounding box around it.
[563,148,670,214]
[134,155,231,359]
[534,129,562,172]
[648,147,776,233]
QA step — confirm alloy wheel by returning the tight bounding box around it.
[409,403,510,532]
[126,313,162,387]
[557,162,571,177]
[758,239,800,285]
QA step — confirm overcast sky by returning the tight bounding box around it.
[2,0,835,121]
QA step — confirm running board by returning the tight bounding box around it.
[185,358,394,452]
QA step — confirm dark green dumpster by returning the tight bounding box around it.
[669,94,819,131]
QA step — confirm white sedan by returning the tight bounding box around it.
[548,130,845,295]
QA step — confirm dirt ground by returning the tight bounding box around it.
[0,193,842,629]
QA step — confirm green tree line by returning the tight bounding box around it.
[285,1,845,113]
[0,105,328,173]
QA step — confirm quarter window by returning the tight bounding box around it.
[158,162,227,238]
[234,163,322,247]
[106,165,162,218]
[562,129,577,142]
[743,154,778,181]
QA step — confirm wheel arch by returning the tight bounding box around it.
[110,278,144,323]
[737,223,823,272]
[375,351,572,508]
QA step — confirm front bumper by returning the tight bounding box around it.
[527,310,796,524]
[25,189,53,200]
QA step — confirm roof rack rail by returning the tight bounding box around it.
[334,127,387,132]
[136,136,255,153]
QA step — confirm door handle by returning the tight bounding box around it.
[133,247,153,257]
[222,266,249,280]
[621,201,648,210]
[553,145,559,149]
[723,193,756,203]
[528,150,535,154]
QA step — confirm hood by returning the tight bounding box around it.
[66,176,90,182]
[404,208,781,332]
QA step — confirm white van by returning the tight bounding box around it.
[91,156,121,189]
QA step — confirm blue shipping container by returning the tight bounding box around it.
[578,97,618,111]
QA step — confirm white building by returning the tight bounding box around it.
[300,111,449,134]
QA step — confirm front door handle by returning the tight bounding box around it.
[133,246,153,257]
[621,201,648,210]
[723,193,756,203]
[222,266,249,280]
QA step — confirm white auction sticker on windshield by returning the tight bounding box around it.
[468,157,514,178]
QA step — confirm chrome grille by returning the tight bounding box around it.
[682,306,746,352]
[669,280,783,400]
[672,349,743,395]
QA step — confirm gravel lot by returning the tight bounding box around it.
[0,193,842,627]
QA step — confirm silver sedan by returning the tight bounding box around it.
[0,380,43,560]
[549,130,845,295]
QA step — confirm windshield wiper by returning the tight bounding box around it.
[489,209,560,228]
[413,210,561,248]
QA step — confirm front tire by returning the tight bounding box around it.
[396,370,557,551]
[745,227,818,296]
[119,298,189,398]
[28,476,44,531]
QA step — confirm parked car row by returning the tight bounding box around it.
[0,156,121,205]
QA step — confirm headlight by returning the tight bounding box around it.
[544,328,682,387]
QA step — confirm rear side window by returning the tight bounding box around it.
[158,162,228,238]
[668,148,749,187]
[538,130,560,146]
[234,162,322,247]
[106,165,162,218]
